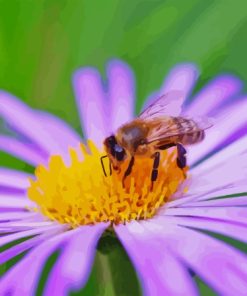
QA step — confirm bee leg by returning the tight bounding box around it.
[150,151,160,190]
[176,143,187,169]
[100,155,108,177]
[122,156,135,187]
[109,161,112,176]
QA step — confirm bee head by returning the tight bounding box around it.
[104,135,126,161]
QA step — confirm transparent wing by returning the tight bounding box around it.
[145,116,213,144]
[139,91,185,119]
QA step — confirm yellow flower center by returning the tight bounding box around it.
[27,141,187,227]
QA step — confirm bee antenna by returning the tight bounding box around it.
[100,155,108,177]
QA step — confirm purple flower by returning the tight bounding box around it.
[0,59,247,295]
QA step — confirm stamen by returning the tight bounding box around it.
[27,141,187,227]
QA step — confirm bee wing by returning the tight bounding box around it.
[145,116,213,144]
[139,91,185,119]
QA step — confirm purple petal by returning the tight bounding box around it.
[0,91,64,155]
[160,63,199,98]
[177,141,247,205]
[142,63,199,111]
[184,75,242,116]
[192,133,247,172]
[0,225,65,265]
[0,212,37,222]
[162,207,247,226]
[159,215,247,243]
[0,221,55,230]
[0,196,35,209]
[188,99,247,166]
[167,184,247,208]
[35,110,82,153]
[115,222,198,296]
[0,224,66,247]
[73,68,107,146]
[0,168,32,190]
[0,224,107,295]
[180,196,247,208]
[44,223,108,295]
[0,135,47,166]
[144,219,247,295]
[0,226,73,295]
[107,60,135,131]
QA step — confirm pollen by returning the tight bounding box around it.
[27,141,187,227]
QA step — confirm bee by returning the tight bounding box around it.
[101,91,212,185]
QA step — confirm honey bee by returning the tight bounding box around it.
[101,91,212,184]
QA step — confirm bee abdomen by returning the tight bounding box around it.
[177,118,205,145]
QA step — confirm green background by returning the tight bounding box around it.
[1,0,247,295]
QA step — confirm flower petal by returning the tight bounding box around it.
[73,68,107,146]
[0,196,35,209]
[0,224,65,247]
[159,215,247,244]
[107,60,135,130]
[160,63,199,99]
[142,63,199,111]
[115,222,198,296]
[0,135,47,166]
[188,99,247,166]
[0,224,106,296]
[0,168,32,190]
[180,196,247,207]
[0,91,63,155]
[44,223,108,295]
[192,133,247,172]
[168,185,247,208]
[0,225,65,265]
[184,75,242,116]
[35,110,82,153]
[0,212,37,222]
[140,219,247,295]
[162,207,247,226]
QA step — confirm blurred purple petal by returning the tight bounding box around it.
[35,110,82,153]
[0,227,74,295]
[163,207,247,226]
[143,220,247,295]
[0,225,65,265]
[188,99,247,166]
[0,211,37,222]
[0,91,64,155]
[0,224,65,247]
[184,75,242,116]
[107,60,135,131]
[0,168,32,190]
[115,221,198,296]
[160,63,199,97]
[0,224,106,296]
[73,68,107,147]
[0,196,35,209]
[0,221,55,231]
[0,135,47,166]
[45,223,108,295]
[143,63,199,111]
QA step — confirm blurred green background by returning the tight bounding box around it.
[1,0,247,129]
[1,0,247,295]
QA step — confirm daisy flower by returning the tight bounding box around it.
[0,59,247,295]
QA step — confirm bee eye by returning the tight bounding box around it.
[114,145,126,161]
